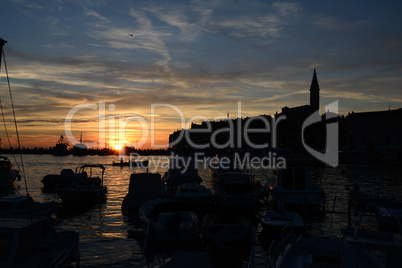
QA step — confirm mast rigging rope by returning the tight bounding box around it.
[1,47,28,196]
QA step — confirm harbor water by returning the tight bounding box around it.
[6,154,402,267]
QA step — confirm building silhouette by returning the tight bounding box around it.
[169,70,402,161]
[310,69,320,112]
[342,109,402,152]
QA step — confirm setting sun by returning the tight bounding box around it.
[113,144,122,150]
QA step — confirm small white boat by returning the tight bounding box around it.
[172,183,213,204]
[0,216,80,267]
[122,172,166,212]
[0,195,58,217]
[139,199,198,243]
[0,156,20,188]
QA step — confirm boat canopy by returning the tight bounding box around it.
[76,164,105,177]
[0,156,12,171]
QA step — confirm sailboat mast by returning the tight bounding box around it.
[0,39,6,148]
[0,38,7,70]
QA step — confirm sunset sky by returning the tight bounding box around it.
[0,0,401,149]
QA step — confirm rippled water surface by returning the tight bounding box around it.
[7,154,402,267]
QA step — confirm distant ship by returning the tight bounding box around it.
[53,135,69,156]
[71,133,88,156]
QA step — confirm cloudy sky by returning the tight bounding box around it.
[0,0,401,149]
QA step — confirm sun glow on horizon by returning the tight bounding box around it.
[113,144,122,150]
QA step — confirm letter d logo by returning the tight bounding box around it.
[302,101,338,167]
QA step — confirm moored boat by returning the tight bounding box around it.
[139,199,198,243]
[56,164,107,204]
[41,164,105,191]
[0,39,80,266]
[163,157,202,194]
[349,183,394,211]
[341,213,402,267]
[0,155,20,189]
[261,209,304,243]
[271,236,342,268]
[172,183,213,204]
[267,165,326,210]
[42,164,105,191]
[122,172,166,213]
[217,172,264,208]
[57,184,107,204]
[0,215,80,267]
[377,201,402,233]
[0,195,58,217]
[271,213,402,268]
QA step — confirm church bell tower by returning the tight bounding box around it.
[310,69,320,111]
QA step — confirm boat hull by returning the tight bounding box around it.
[0,174,17,188]
[57,186,107,204]
[139,199,198,243]
[0,216,80,267]
[149,216,198,243]
[0,195,59,217]
[122,172,165,213]
[122,195,162,212]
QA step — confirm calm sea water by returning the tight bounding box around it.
[7,154,402,267]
